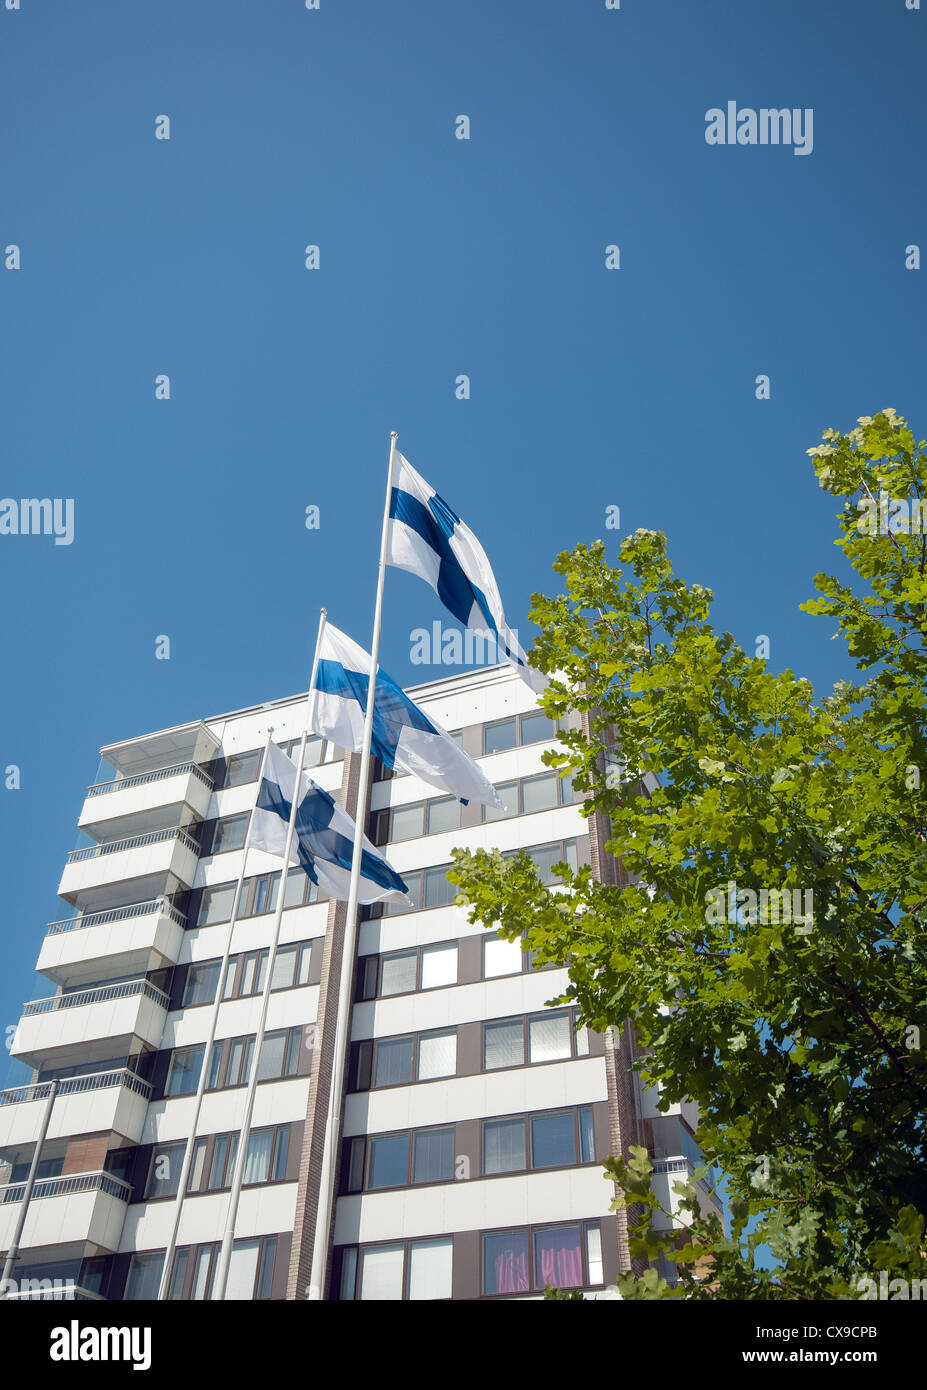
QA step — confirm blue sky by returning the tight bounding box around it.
[0,0,923,1079]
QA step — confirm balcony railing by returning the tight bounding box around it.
[0,1067,152,1107]
[86,760,214,797]
[2,1285,105,1301]
[46,898,187,937]
[0,1170,132,1206]
[21,978,170,1018]
[65,825,200,864]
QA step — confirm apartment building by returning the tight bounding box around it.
[0,663,718,1300]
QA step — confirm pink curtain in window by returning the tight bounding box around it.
[494,1249,529,1294]
[538,1231,583,1289]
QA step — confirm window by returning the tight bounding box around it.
[380,951,417,997]
[183,961,221,1007]
[211,813,248,855]
[344,1239,453,1301]
[145,1141,188,1198]
[352,1028,457,1090]
[424,866,455,908]
[250,873,279,916]
[202,1028,305,1090]
[369,1135,409,1189]
[484,1019,524,1070]
[520,711,557,746]
[125,1252,165,1300]
[482,781,518,822]
[375,1037,414,1087]
[482,1222,602,1296]
[484,1119,526,1175]
[221,750,262,788]
[165,1237,277,1300]
[418,1030,456,1080]
[412,1128,454,1184]
[483,711,561,756]
[484,718,517,754]
[197,884,236,927]
[426,797,460,835]
[483,934,525,978]
[528,1013,572,1063]
[280,735,327,768]
[360,942,458,999]
[521,773,559,815]
[391,804,424,842]
[166,1044,205,1097]
[420,943,456,989]
[530,1111,576,1168]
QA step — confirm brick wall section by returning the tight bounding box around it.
[285,749,361,1301]
[61,1133,109,1175]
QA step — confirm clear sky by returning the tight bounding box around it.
[0,0,924,1079]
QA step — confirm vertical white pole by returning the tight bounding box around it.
[212,608,329,1301]
[307,431,397,1301]
[156,731,274,1301]
[0,1079,59,1295]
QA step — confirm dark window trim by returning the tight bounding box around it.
[480,1219,604,1297]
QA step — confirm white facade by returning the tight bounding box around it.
[0,665,716,1301]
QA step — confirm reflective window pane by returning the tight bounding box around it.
[368,1135,408,1189]
[359,1245,403,1300]
[484,1020,524,1070]
[375,1037,414,1087]
[520,711,557,746]
[426,797,460,835]
[484,1231,529,1295]
[483,782,518,823]
[412,1128,454,1184]
[484,719,517,755]
[197,884,235,927]
[535,1225,583,1290]
[528,1013,572,1064]
[420,943,457,989]
[579,1107,595,1163]
[257,1030,286,1081]
[418,1031,456,1080]
[380,951,417,997]
[391,804,424,842]
[521,774,559,815]
[408,1238,453,1300]
[484,1119,526,1175]
[183,961,220,1008]
[213,814,248,854]
[424,866,455,908]
[483,935,523,978]
[531,1111,576,1168]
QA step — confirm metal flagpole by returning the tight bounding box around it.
[0,1079,59,1295]
[212,607,329,1300]
[155,729,275,1301]
[307,430,398,1301]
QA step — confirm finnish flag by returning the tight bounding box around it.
[386,451,545,694]
[312,623,503,809]
[246,741,409,905]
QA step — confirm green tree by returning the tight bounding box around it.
[450,408,927,1300]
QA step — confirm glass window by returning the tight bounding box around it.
[256,1237,277,1300]
[274,1127,290,1181]
[561,773,574,804]
[520,711,557,746]
[285,1027,303,1075]
[412,1128,454,1184]
[586,1225,603,1284]
[483,935,523,978]
[535,1225,583,1290]
[369,1135,409,1189]
[146,1141,185,1198]
[531,1111,576,1168]
[226,1239,261,1301]
[408,1238,453,1300]
[483,781,518,822]
[574,1023,590,1057]
[484,719,517,755]
[448,730,463,746]
[222,960,236,999]
[423,866,455,909]
[426,797,460,835]
[167,1248,188,1300]
[213,814,248,854]
[484,1231,529,1295]
[271,946,297,990]
[209,1134,237,1190]
[197,884,235,927]
[183,961,220,1007]
[166,1045,205,1097]
[347,1138,365,1193]
[385,874,421,915]
[191,1246,215,1300]
[359,1245,403,1301]
[243,1129,273,1185]
[522,774,559,815]
[418,1031,456,1080]
[484,1019,524,1070]
[125,1252,165,1300]
[375,1037,414,1087]
[390,804,424,842]
[579,1107,595,1163]
[206,1042,222,1090]
[528,1013,572,1064]
[380,951,417,997]
[189,1137,207,1191]
[420,943,457,989]
[303,736,325,768]
[283,868,307,908]
[228,1036,254,1086]
[340,1248,358,1301]
[297,944,312,985]
[484,1118,526,1175]
[526,844,568,883]
[257,1030,286,1081]
[252,874,280,915]
[223,750,261,788]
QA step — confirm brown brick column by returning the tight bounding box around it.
[286,750,361,1301]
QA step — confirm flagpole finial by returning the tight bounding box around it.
[390,431,398,439]
[320,607,327,617]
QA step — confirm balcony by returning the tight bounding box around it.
[2,1284,105,1301]
[0,1069,153,1153]
[57,826,200,907]
[0,1170,131,1256]
[78,760,214,843]
[11,979,170,1070]
[37,898,187,989]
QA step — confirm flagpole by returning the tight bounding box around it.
[307,431,398,1301]
[155,729,274,1301]
[212,606,328,1300]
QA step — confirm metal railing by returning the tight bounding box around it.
[86,760,214,797]
[46,898,187,937]
[65,825,200,864]
[21,978,170,1018]
[2,1284,105,1301]
[0,1170,132,1206]
[0,1067,152,1107]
